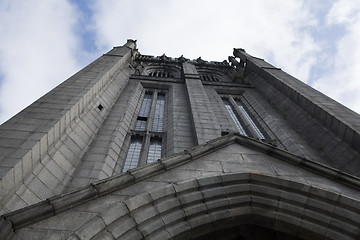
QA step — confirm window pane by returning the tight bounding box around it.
[147,138,162,163]
[236,100,265,139]
[135,92,152,131]
[122,137,142,172]
[223,99,247,136]
[152,94,165,132]
[138,92,152,117]
[135,120,147,131]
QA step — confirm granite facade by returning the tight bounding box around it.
[0,41,359,239]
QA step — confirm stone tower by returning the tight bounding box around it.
[0,40,360,239]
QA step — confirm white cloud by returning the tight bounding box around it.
[327,0,360,24]
[0,0,82,123]
[313,0,360,113]
[91,0,319,82]
[1,0,359,125]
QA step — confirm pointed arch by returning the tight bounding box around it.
[68,173,360,240]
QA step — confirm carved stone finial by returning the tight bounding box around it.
[196,57,205,63]
[160,54,169,61]
[178,55,188,62]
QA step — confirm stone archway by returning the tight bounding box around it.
[68,173,360,240]
[193,224,302,240]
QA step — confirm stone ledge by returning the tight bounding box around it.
[49,187,98,214]
[4,200,54,229]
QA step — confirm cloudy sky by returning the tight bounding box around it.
[0,0,359,124]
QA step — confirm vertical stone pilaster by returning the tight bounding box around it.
[183,62,221,144]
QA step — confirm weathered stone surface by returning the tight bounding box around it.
[73,216,106,240]
[107,215,137,238]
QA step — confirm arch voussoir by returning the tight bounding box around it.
[81,173,360,240]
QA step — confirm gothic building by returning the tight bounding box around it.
[0,40,360,239]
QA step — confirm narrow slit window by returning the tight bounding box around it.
[152,94,165,132]
[147,138,162,163]
[236,100,265,139]
[122,137,143,172]
[223,99,248,136]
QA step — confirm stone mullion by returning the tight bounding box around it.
[138,91,158,167]
[146,91,158,132]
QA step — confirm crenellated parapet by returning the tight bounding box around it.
[135,54,239,83]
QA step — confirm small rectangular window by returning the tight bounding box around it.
[122,136,143,172]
